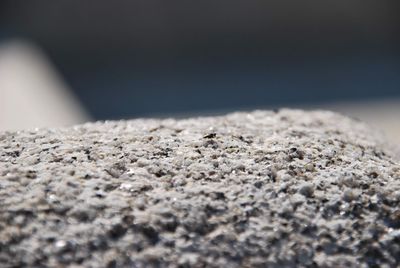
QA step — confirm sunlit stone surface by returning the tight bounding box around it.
[1,110,399,267]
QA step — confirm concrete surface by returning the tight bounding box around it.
[0,110,400,267]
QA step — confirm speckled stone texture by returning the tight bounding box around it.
[1,110,400,268]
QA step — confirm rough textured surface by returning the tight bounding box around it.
[1,109,400,268]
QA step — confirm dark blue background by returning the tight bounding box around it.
[1,1,399,119]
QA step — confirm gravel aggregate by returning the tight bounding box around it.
[1,109,400,267]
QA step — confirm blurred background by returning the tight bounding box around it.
[0,1,399,143]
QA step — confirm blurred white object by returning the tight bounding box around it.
[0,40,89,131]
[324,100,400,144]
[312,99,400,157]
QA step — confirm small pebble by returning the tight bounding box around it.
[298,182,314,197]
